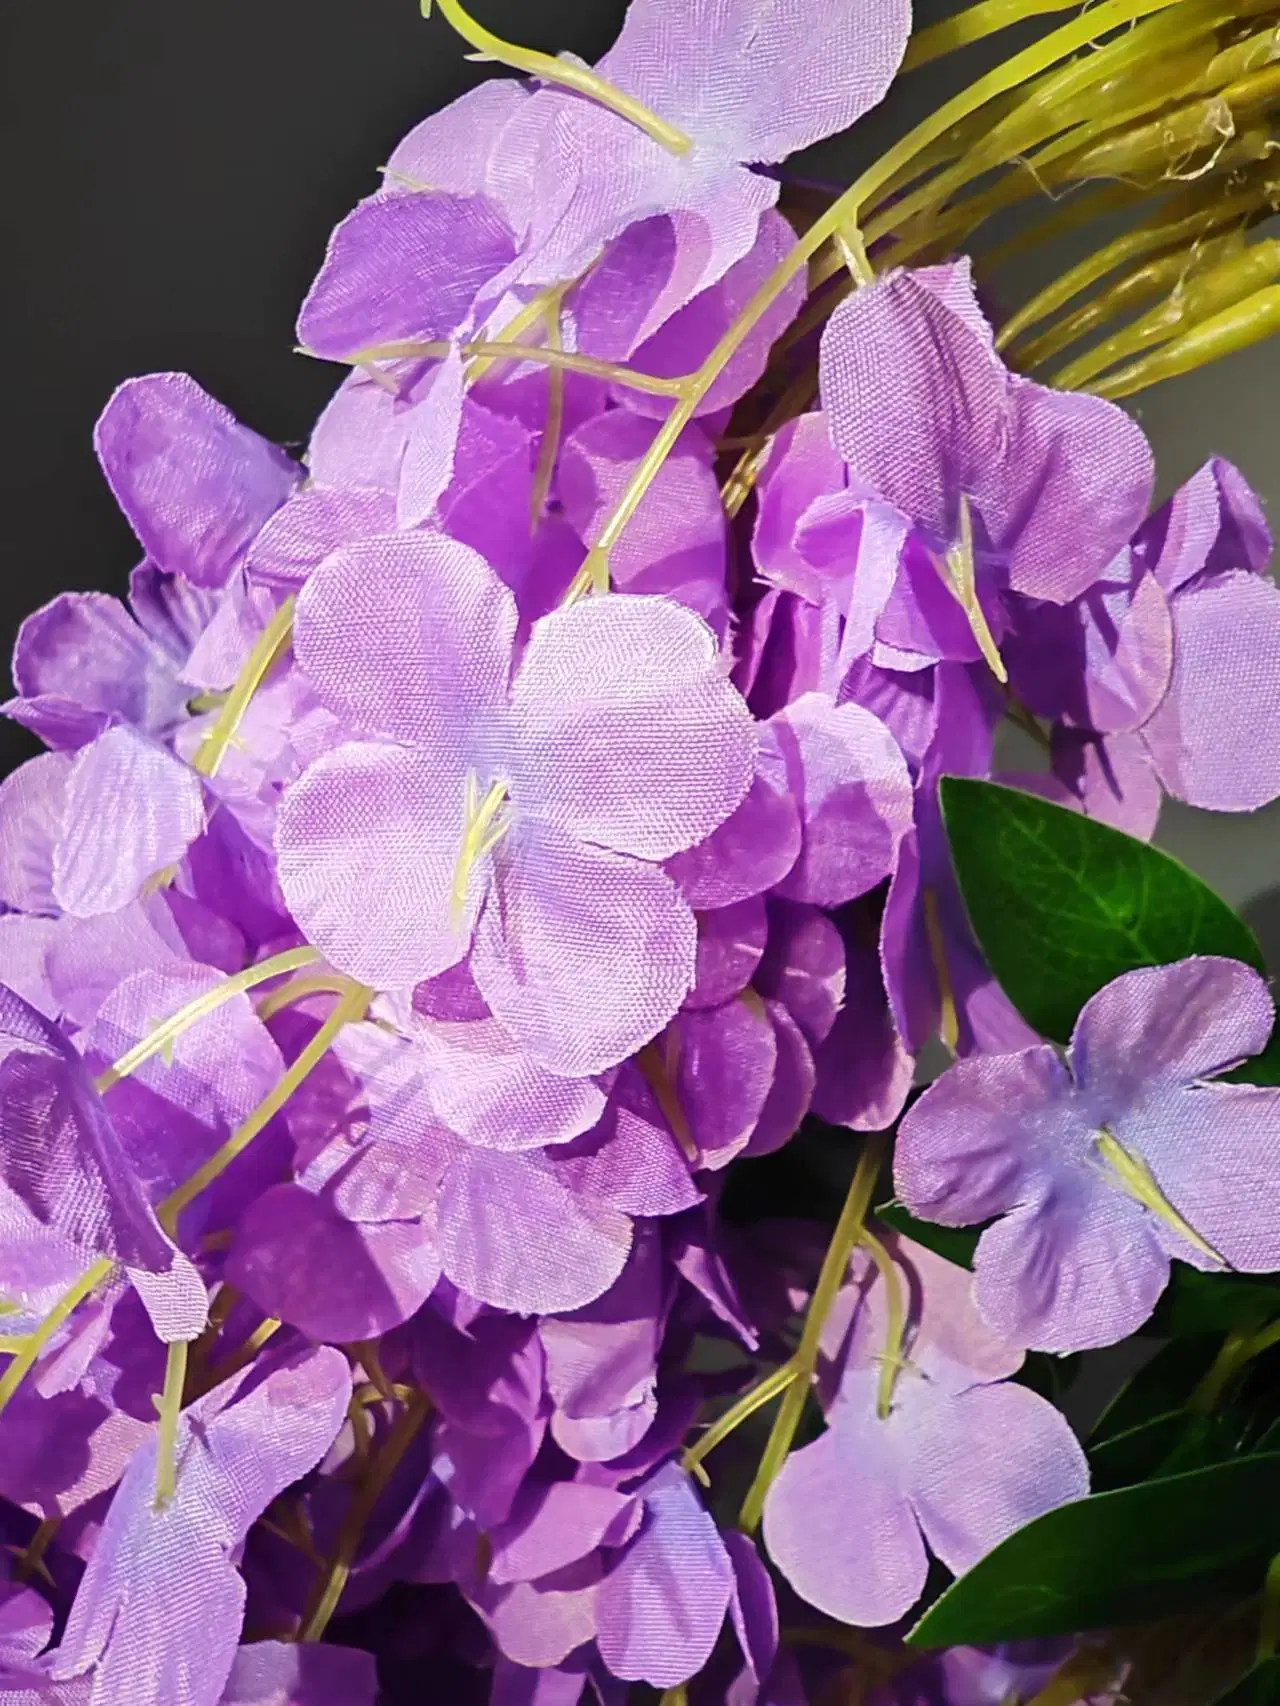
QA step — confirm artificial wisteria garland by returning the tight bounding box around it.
[5,0,1280,1702]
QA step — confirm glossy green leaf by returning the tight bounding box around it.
[1090,1336,1221,1443]
[940,778,1263,1042]
[908,1454,1280,1648]
[1213,1658,1280,1706]
[1154,1268,1280,1338]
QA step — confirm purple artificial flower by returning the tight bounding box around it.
[1027,458,1280,829]
[218,1642,378,1706]
[276,531,756,1074]
[5,566,218,753]
[0,733,204,920]
[819,262,1154,609]
[482,0,911,304]
[92,374,300,588]
[896,957,1280,1351]
[47,1348,352,1706]
[0,983,207,1343]
[763,1235,1088,1625]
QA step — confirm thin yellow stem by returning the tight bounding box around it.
[157,983,369,1236]
[682,1358,802,1473]
[1090,282,1280,399]
[922,889,960,1057]
[353,337,688,398]
[737,1137,887,1534]
[192,596,296,780]
[152,1340,189,1511]
[299,1390,432,1641]
[255,973,357,1022]
[903,0,1080,69]
[191,1318,283,1400]
[94,947,323,1093]
[573,0,1181,599]
[0,1259,115,1425]
[17,1518,61,1585]
[530,302,566,531]
[423,0,690,154]
[858,1229,908,1420]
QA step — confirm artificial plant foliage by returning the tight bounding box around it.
[908,1455,1280,1647]
[3,0,1280,1701]
[940,775,1266,1042]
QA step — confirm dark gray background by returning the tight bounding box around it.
[2,0,1276,932]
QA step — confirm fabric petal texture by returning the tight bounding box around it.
[94,373,299,587]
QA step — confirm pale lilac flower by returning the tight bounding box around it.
[48,1349,351,1706]
[486,0,910,304]
[595,1462,736,1688]
[896,958,1280,1351]
[277,531,756,1074]
[763,1237,1088,1625]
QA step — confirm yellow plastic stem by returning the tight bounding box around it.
[192,1318,284,1400]
[466,281,574,382]
[998,197,1238,353]
[903,0,1081,69]
[941,495,1007,682]
[300,1389,432,1642]
[1096,1129,1223,1263]
[1021,241,1224,375]
[158,983,370,1235]
[737,1137,887,1535]
[868,0,1229,249]
[152,1340,189,1511]
[255,973,359,1022]
[0,1258,115,1425]
[1091,281,1280,398]
[683,1358,802,1473]
[1053,235,1280,388]
[530,302,566,531]
[858,1229,908,1420]
[192,596,296,780]
[352,337,688,398]
[422,0,691,156]
[922,888,961,1057]
[94,946,323,1092]
[17,1518,61,1585]
[450,776,510,927]
[576,0,1183,597]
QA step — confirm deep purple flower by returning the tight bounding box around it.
[0,984,206,1343]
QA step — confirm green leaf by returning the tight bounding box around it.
[1154,1268,1280,1338]
[1225,1035,1280,1088]
[908,1454,1280,1648]
[874,1203,983,1268]
[1091,1336,1222,1443]
[940,778,1263,1042]
[1213,1658,1280,1706]
[1088,1410,1190,1491]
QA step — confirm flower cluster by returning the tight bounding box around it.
[3,0,1280,1702]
